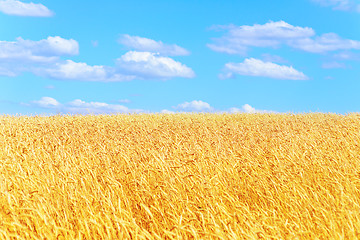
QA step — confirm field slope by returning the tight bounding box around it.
[0,113,360,239]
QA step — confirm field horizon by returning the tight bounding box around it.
[1,113,360,239]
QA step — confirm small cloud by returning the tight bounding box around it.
[0,0,54,17]
[45,85,55,89]
[116,51,195,79]
[118,34,190,56]
[229,104,274,113]
[174,100,213,112]
[160,109,176,114]
[118,99,131,103]
[333,51,360,60]
[32,97,60,108]
[322,61,346,69]
[221,58,308,80]
[91,40,99,47]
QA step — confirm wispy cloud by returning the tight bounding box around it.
[333,51,360,60]
[261,53,288,64]
[321,61,347,68]
[311,0,360,12]
[288,33,360,53]
[118,34,190,56]
[0,0,54,17]
[30,97,143,114]
[118,99,131,104]
[208,20,360,55]
[220,58,308,80]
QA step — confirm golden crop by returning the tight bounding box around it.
[0,113,360,239]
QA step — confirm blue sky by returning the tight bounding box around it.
[0,0,359,115]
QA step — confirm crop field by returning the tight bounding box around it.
[0,113,360,239]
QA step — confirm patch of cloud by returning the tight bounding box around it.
[160,109,176,114]
[118,99,131,103]
[173,100,214,112]
[116,51,195,79]
[261,53,288,64]
[30,97,143,114]
[311,0,360,12]
[207,21,315,55]
[220,58,308,80]
[45,85,55,89]
[0,36,79,63]
[322,61,347,69]
[229,104,274,113]
[208,20,360,55]
[31,97,60,108]
[333,51,360,60]
[0,0,54,17]
[118,34,190,56]
[288,33,360,53]
[91,40,99,47]
[0,65,17,76]
[36,60,136,82]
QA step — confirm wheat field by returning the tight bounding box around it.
[0,113,360,239]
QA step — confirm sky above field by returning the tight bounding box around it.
[0,0,359,115]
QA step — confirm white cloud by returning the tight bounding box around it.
[289,33,360,53]
[0,0,53,17]
[32,97,60,108]
[31,97,143,114]
[221,58,308,80]
[312,0,360,12]
[116,51,195,79]
[174,100,213,112]
[207,21,315,55]
[0,36,79,63]
[229,104,274,113]
[208,20,360,55]
[160,109,176,114]
[37,60,136,82]
[321,61,346,68]
[118,34,190,56]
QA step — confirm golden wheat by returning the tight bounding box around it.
[0,113,360,239]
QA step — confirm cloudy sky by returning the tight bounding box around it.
[1,0,359,115]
